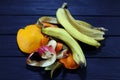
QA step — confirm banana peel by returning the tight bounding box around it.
[38,16,107,41]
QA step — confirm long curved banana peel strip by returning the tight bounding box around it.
[42,27,86,67]
[38,15,107,41]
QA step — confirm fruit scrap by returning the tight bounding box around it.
[59,52,79,69]
[26,39,69,67]
[55,42,63,53]
[26,45,57,67]
[16,24,49,54]
[42,22,58,28]
[38,16,58,24]
[42,27,86,66]
[56,3,101,48]
[16,2,108,78]
[38,46,56,58]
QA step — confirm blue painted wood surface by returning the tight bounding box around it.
[0,0,120,80]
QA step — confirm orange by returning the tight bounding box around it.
[17,24,49,54]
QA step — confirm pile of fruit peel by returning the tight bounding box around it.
[16,3,107,78]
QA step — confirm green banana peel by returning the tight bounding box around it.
[50,61,62,78]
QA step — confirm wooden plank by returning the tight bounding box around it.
[0,16,38,35]
[0,0,120,16]
[0,35,120,57]
[0,1,120,80]
[0,16,120,35]
[0,57,120,80]
[0,35,22,56]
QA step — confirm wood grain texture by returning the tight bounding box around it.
[0,0,120,16]
[0,57,120,80]
[0,0,120,80]
[0,16,120,35]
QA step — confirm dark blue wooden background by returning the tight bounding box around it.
[0,0,120,80]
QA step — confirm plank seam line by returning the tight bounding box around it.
[0,34,120,37]
[0,14,120,17]
[0,56,120,59]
